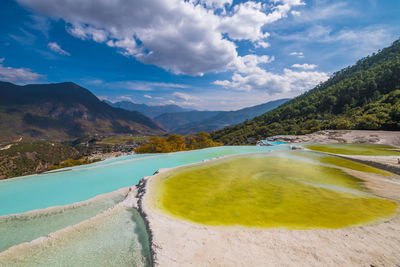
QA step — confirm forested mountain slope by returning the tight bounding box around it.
[212,39,400,145]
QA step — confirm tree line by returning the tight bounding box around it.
[136,132,223,153]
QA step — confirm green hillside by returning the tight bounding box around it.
[0,141,79,179]
[212,39,400,145]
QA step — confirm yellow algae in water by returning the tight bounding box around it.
[305,143,400,156]
[155,153,397,229]
[318,156,392,176]
[289,151,392,176]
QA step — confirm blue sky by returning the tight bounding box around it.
[0,0,399,110]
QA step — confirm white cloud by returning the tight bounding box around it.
[172,91,198,101]
[156,89,292,111]
[283,25,399,58]
[214,54,328,93]
[117,96,135,102]
[289,51,304,58]
[218,0,304,47]
[143,94,152,99]
[291,63,317,70]
[255,40,270,48]
[231,54,275,74]
[160,99,196,107]
[84,79,191,91]
[0,58,44,84]
[291,10,300,16]
[293,2,356,23]
[17,0,303,76]
[67,24,108,43]
[48,42,70,56]
[106,38,138,56]
[97,95,112,102]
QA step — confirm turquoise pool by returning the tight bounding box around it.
[0,146,289,216]
[268,141,288,145]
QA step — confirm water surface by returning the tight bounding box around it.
[0,146,286,216]
[154,151,397,228]
[305,143,400,156]
[0,188,127,252]
[0,205,151,267]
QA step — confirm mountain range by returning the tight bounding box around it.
[105,100,191,118]
[212,39,400,144]
[0,82,165,142]
[154,99,290,134]
[3,39,398,145]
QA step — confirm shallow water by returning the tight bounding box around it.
[305,143,400,156]
[0,205,151,267]
[0,189,127,252]
[0,146,287,216]
[155,151,397,229]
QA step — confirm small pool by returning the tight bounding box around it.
[268,141,288,145]
[152,151,397,229]
[305,143,400,156]
[0,204,152,267]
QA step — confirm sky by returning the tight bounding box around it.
[0,0,399,111]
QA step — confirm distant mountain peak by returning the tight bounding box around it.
[154,98,290,134]
[0,82,166,141]
[107,100,193,118]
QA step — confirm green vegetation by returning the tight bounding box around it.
[0,141,79,179]
[99,135,149,145]
[305,143,400,156]
[48,157,101,171]
[136,132,223,153]
[212,39,400,144]
[154,152,397,229]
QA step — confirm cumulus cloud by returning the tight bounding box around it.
[218,0,303,47]
[0,58,43,83]
[291,63,317,70]
[214,54,328,93]
[17,0,303,76]
[48,42,70,56]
